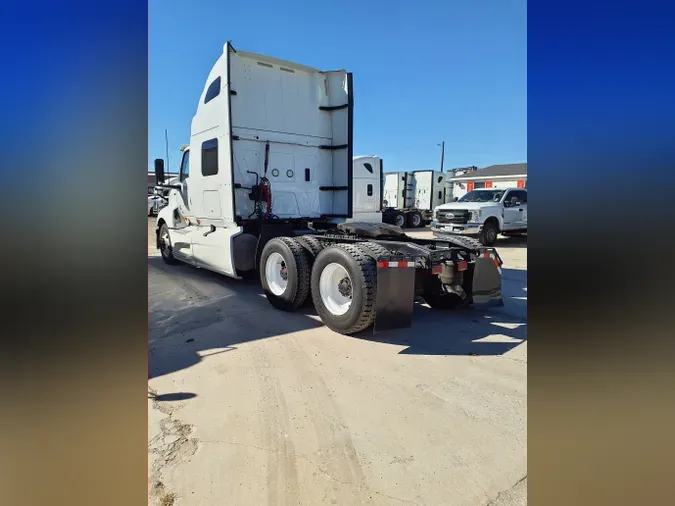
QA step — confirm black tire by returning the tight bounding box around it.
[311,244,377,335]
[158,223,179,265]
[260,237,311,311]
[479,220,499,246]
[393,212,406,228]
[296,236,326,308]
[407,211,423,228]
[357,241,391,260]
[297,235,325,258]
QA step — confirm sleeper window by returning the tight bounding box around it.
[204,77,221,104]
[202,139,218,176]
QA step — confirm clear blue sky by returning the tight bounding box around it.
[149,0,526,173]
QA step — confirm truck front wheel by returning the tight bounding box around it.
[159,223,179,265]
[311,244,377,335]
[479,220,499,246]
[260,237,311,311]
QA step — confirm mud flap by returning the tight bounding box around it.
[471,252,504,308]
[374,261,416,333]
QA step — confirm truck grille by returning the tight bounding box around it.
[436,209,470,224]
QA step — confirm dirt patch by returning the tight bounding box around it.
[148,387,199,505]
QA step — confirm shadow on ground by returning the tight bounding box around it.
[149,255,526,380]
[494,235,527,249]
[149,256,325,380]
[148,391,197,402]
[353,302,526,356]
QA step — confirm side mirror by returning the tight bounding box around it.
[154,159,165,184]
[453,197,459,202]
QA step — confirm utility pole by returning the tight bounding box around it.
[438,141,445,172]
[165,129,170,176]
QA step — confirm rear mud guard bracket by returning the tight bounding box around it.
[374,260,416,333]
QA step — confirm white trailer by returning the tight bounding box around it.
[381,169,445,228]
[383,171,414,210]
[411,170,447,216]
[154,42,503,335]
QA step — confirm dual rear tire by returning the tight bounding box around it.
[259,238,377,334]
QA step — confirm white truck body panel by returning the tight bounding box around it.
[383,171,413,209]
[157,43,352,278]
[411,170,446,212]
[347,156,382,223]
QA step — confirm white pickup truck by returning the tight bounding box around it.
[431,188,527,246]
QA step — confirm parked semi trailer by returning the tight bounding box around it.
[381,170,446,228]
[154,42,503,335]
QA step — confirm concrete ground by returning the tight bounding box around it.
[149,220,527,506]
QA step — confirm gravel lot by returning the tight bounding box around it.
[148,220,527,506]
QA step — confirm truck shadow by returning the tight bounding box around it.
[149,256,325,380]
[353,266,527,356]
[358,304,527,356]
[149,257,526,379]
[495,235,527,248]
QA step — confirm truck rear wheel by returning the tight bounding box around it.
[260,237,311,311]
[311,244,377,335]
[357,241,391,260]
[393,212,406,228]
[297,235,325,258]
[407,211,423,228]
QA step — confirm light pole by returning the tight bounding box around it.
[438,141,445,172]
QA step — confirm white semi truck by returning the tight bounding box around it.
[154,42,503,335]
[381,170,446,228]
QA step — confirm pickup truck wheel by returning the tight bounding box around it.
[407,211,423,228]
[311,244,377,335]
[479,221,498,246]
[159,223,179,265]
[260,237,311,311]
[394,213,406,228]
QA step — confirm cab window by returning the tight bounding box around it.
[180,151,190,181]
